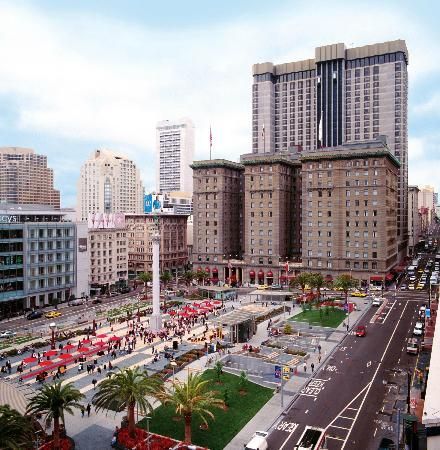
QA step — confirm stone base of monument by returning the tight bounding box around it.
[150,314,163,331]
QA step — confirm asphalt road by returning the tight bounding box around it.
[267,295,424,450]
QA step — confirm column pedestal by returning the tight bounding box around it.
[150,313,162,332]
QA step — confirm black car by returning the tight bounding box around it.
[27,310,43,320]
[92,298,103,304]
[119,287,131,294]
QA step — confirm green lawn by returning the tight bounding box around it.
[138,370,274,450]
[289,307,347,328]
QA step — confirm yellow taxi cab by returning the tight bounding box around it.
[45,311,62,319]
[257,284,269,290]
[352,291,367,297]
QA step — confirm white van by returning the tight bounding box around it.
[245,431,268,450]
[69,298,86,306]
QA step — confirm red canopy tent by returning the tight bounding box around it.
[77,347,90,353]
[63,344,76,352]
[39,360,52,367]
[95,333,107,339]
[94,341,107,347]
[213,301,222,306]
[45,350,58,358]
[108,336,121,342]
[58,354,73,361]
[179,312,190,318]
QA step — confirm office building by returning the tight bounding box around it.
[77,149,144,222]
[125,214,188,279]
[252,39,408,256]
[301,139,399,286]
[0,205,79,317]
[408,186,421,255]
[156,118,195,194]
[0,147,60,208]
[418,185,436,227]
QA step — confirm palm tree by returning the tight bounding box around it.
[138,272,152,293]
[333,274,358,304]
[182,270,195,287]
[0,405,34,450]
[27,381,84,450]
[290,272,312,305]
[93,367,161,438]
[309,273,325,304]
[195,270,209,286]
[156,372,224,444]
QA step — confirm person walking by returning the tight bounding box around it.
[303,362,307,372]
[92,378,97,389]
[311,362,315,372]
[81,406,85,417]
[86,403,91,417]
[318,354,321,364]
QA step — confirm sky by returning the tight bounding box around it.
[0,0,439,207]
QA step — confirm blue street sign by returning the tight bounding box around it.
[274,365,281,379]
[426,308,431,318]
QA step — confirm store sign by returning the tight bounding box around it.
[144,194,153,213]
[78,237,87,252]
[87,213,125,229]
[274,365,281,379]
[0,215,20,223]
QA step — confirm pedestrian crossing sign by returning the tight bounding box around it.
[283,366,290,380]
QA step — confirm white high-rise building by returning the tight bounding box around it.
[156,118,195,194]
[77,149,144,222]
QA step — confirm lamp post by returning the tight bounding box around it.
[145,416,151,450]
[170,360,177,389]
[49,322,56,350]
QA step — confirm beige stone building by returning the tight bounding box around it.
[0,147,60,208]
[89,228,128,293]
[125,214,188,279]
[408,186,421,256]
[301,138,399,286]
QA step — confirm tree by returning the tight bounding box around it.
[284,323,293,335]
[195,270,209,286]
[182,270,195,287]
[93,367,161,438]
[290,272,312,304]
[238,371,249,392]
[156,372,224,444]
[214,361,224,382]
[137,272,152,292]
[27,381,84,450]
[0,405,34,450]
[309,273,325,304]
[160,270,172,289]
[333,274,358,304]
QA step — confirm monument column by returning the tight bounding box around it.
[150,229,162,331]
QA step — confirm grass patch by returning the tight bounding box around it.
[138,370,273,450]
[289,307,346,328]
[0,335,34,350]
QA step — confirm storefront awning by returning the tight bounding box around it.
[249,270,255,277]
[385,273,394,281]
[370,275,383,282]
[212,267,218,273]
[267,271,273,278]
[325,274,333,281]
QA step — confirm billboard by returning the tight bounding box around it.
[144,194,153,213]
[87,213,126,229]
[78,237,88,252]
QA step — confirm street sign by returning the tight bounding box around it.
[275,365,281,379]
[426,308,431,318]
[283,366,290,380]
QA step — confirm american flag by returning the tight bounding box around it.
[209,126,212,159]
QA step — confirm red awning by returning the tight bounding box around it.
[197,267,203,272]
[385,273,394,281]
[394,265,406,273]
[325,274,333,281]
[212,267,218,273]
[267,271,273,278]
[249,270,255,277]
[280,275,286,280]
[258,270,264,278]
[370,275,383,282]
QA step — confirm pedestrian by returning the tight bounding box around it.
[86,403,91,417]
[92,378,97,389]
[318,344,321,354]
[81,406,85,417]
[346,323,349,332]
[303,362,307,372]
[318,355,321,364]
[311,362,315,372]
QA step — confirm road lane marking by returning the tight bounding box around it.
[346,407,358,411]
[326,436,345,441]
[278,422,300,450]
[374,427,377,437]
[305,410,309,414]
[367,361,372,367]
[339,416,355,420]
[340,300,409,450]
[328,425,350,430]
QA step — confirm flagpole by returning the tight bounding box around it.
[209,126,212,160]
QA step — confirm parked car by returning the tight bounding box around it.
[92,298,103,304]
[352,291,367,298]
[406,338,419,355]
[413,322,424,336]
[400,284,408,290]
[118,287,131,294]
[355,325,367,337]
[269,284,282,290]
[69,298,85,306]
[0,330,16,339]
[45,311,62,319]
[257,284,269,290]
[27,310,43,320]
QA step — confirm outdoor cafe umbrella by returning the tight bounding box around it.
[23,356,37,364]
[39,360,52,367]
[58,354,73,361]
[77,347,90,353]
[63,344,76,352]
[95,333,107,339]
[94,341,107,347]
[213,301,222,306]
[179,312,190,318]
[81,339,91,345]
[108,335,121,342]
[45,350,58,358]
[168,310,176,316]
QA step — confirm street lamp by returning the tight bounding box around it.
[170,359,177,387]
[145,416,151,450]
[49,322,56,350]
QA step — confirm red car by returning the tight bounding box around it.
[356,325,367,337]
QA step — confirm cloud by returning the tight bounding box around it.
[412,92,440,117]
[0,2,439,205]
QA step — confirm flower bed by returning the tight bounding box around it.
[39,436,74,450]
[116,427,207,450]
